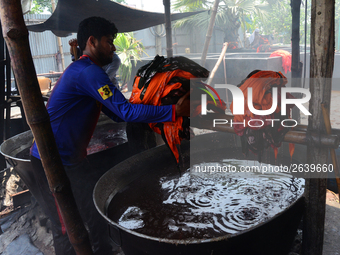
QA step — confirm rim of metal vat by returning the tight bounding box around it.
[93,131,305,246]
[0,130,32,164]
[0,120,128,165]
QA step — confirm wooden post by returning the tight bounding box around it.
[51,0,65,71]
[201,0,220,66]
[192,112,340,138]
[291,0,301,80]
[206,42,228,85]
[321,103,340,193]
[0,0,93,254]
[163,0,173,58]
[0,25,4,168]
[190,115,339,148]
[303,0,335,254]
[155,25,162,55]
[291,0,302,122]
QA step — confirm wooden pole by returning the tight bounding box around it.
[69,39,79,61]
[206,42,228,85]
[163,0,173,58]
[303,0,335,254]
[194,112,340,138]
[0,0,93,254]
[51,0,65,71]
[201,0,220,66]
[190,116,339,148]
[291,0,301,69]
[196,112,340,137]
[155,25,162,56]
[321,103,340,193]
[291,0,302,122]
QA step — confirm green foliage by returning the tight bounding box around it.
[172,0,340,49]
[29,0,127,14]
[113,0,128,4]
[235,0,340,48]
[334,1,340,50]
[172,0,278,43]
[114,32,146,84]
[250,0,293,44]
[29,0,53,14]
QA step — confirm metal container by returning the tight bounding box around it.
[0,121,131,203]
[94,132,305,255]
[0,130,38,197]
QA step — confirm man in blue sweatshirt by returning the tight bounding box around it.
[30,16,190,255]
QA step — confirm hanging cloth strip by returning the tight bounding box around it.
[269,50,292,74]
[230,70,296,161]
[130,55,225,163]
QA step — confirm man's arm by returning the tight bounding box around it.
[101,105,124,122]
[78,65,184,123]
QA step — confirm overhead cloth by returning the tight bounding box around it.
[27,0,203,37]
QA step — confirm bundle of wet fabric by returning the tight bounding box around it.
[129,55,226,164]
[269,50,292,74]
[231,70,296,161]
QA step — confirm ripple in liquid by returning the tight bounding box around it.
[108,159,305,240]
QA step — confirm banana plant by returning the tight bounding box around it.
[114,32,147,85]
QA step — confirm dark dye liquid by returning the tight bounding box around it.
[107,159,304,240]
[87,124,127,155]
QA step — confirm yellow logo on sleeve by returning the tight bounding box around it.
[98,85,113,100]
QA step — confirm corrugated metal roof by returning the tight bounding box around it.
[24,14,75,74]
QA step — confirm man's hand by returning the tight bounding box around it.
[69,38,78,47]
[175,91,190,117]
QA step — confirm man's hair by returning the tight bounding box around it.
[77,17,118,51]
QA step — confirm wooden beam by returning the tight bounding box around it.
[190,116,339,148]
[303,0,335,254]
[11,189,31,208]
[191,113,340,141]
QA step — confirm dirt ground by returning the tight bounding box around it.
[0,168,54,255]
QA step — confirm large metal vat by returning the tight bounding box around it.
[94,131,305,255]
[0,121,130,203]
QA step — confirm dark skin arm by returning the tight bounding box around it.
[175,91,200,117]
[175,91,190,117]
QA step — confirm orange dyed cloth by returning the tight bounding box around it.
[253,36,271,52]
[270,50,292,74]
[228,42,238,49]
[230,70,295,158]
[256,44,271,53]
[130,70,195,163]
[129,56,210,163]
[231,71,288,127]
